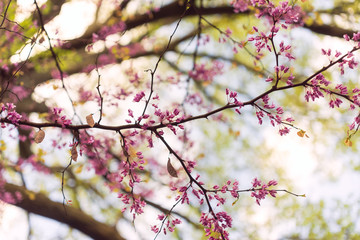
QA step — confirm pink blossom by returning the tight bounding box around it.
[286,117,294,122]
[329,98,343,108]
[352,32,360,41]
[250,178,278,205]
[151,225,159,233]
[276,107,284,115]
[11,86,31,101]
[49,108,72,127]
[93,21,126,42]
[199,212,232,240]
[189,61,224,84]
[268,180,278,186]
[78,88,94,102]
[231,0,249,13]
[225,27,232,37]
[252,178,261,187]
[304,86,324,102]
[335,50,342,58]
[1,103,22,125]
[269,190,277,197]
[335,84,348,95]
[285,52,295,60]
[173,108,180,116]
[279,127,290,136]
[266,77,274,82]
[256,111,264,125]
[133,91,145,102]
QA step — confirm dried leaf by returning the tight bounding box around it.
[254,66,262,72]
[167,158,178,178]
[71,145,78,161]
[26,191,36,200]
[128,145,137,158]
[34,129,45,143]
[344,138,353,147]
[75,164,83,174]
[86,114,95,127]
[297,130,305,137]
[39,36,45,44]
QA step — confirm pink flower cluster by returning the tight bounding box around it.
[0,190,22,204]
[230,0,249,13]
[329,98,343,108]
[133,91,145,102]
[151,214,182,235]
[279,41,295,61]
[19,155,52,174]
[1,103,22,126]
[248,29,273,53]
[226,88,243,115]
[349,114,360,131]
[189,61,224,84]
[344,32,360,46]
[350,88,360,108]
[217,180,240,198]
[128,93,186,136]
[129,197,146,218]
[92,21,126,42]
[279,127,290,136]
[11,86,31,102]
[259,95,294,135]
[247,1,304,61]
[310,74,330,87]
[50,107,72,127]
[335,33,360,74]
[308,74,347,109]
[304,85,324,102]
[265,1,303,24]
[321,48,342,59]
[78,87,95,103]
[251,178,277,205]
[199,212,232,240]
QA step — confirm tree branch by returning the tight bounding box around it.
[304,22,355,38]
[3,183,125,240]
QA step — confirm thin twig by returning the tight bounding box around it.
[95,55,104,124]
[0,0,12,28]
[140,2,190,119]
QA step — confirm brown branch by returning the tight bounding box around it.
[3,183,125,240]
[19,29,197,91]
[140,1,189,119]
[0,0,12,28]
[67,1,357,50]
[67,1,238,50]
[304,22,355,38]
[14,2,356,92]
[3,45,359,134]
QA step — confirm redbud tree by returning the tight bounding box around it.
[0,0,359,239]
